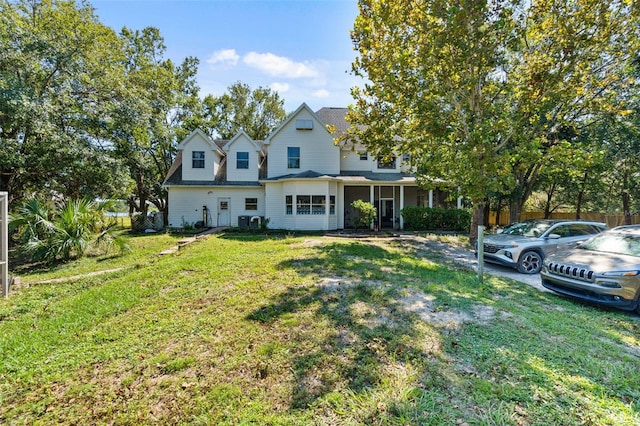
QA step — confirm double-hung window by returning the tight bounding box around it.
[285,195,293,215]
[192,151,205,168]
[288,147,300,169]
[245,198,258,211]
[377,156,396,169]
[237,152,249,169]
[296,196,311,215]
[293,195,326,215]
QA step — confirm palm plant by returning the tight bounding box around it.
[10,197,130,262]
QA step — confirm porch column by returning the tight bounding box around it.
[457,187,462,209]
[326,185,332,230]
[428,189,433,208]
[399,185,405,230]
[370,185,375,230]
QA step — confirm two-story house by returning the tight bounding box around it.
[163,103,461,231]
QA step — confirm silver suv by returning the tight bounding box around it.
[481,219,607,274]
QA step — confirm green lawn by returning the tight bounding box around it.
[1,232,639,425]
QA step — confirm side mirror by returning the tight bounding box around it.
[547,233,561,240]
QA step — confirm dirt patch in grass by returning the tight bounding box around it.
[317,276,496,329]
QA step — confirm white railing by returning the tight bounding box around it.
[1,192,8,297]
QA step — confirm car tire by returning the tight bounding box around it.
[517,251,543,274]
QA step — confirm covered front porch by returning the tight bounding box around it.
[342,184,462,230]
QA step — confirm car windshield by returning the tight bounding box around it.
[501,221,552,238]
[580,233,640,257]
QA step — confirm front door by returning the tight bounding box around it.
[380,199,394,229]
[218,198,230,227]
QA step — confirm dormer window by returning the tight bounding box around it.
[295,119,313,130]
[237,152,249,169]
[377,156,396,169]
[192,151,205,168]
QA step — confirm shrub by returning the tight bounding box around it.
[10,197,130,262]
[401,206,471,232]
[351,200,377,231]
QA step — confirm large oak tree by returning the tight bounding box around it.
[347,0,639,238]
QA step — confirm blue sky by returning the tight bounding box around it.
[91,0,363,112]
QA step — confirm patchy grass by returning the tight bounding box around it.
[1,233,639,425]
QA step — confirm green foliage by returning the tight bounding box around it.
[0,0,131,206]
[401,206,471,232]
[347,0,640,215]
[10,197,130,262]
[351,199,377,231]
[199,82,287,140]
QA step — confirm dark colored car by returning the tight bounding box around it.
[541,225,640,313]
[481,219,607,274]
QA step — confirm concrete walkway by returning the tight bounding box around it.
[158,227,227,255]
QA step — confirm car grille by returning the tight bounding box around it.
[483,244,501,254]
[547,262,595,282]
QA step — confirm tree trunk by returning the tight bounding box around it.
[509,200,520,224]
[544,183,556,219]
[575,172,589,220]
[622,169,631,225]
[483,203,490,228]
[469,202,484,245]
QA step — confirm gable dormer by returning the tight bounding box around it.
[223,130,263,182]
[177,129,225,181]
[264,103,340,178]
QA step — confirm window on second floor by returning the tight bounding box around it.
[377,156,396,169]
[237,152,249,169]
[288,147,300,169]
[192,151,205,168]
[359,152,368,160]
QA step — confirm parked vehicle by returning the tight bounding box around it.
[480,219,607,274]
[541,225,640,313]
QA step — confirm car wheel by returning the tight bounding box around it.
[517,251,543,274]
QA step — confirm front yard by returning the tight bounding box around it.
[1,232,639,424]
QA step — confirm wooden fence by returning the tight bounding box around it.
[488,211,640,228]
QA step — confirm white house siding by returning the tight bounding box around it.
[340,149,371,172]
[264,183,284,229]
[267,109,340,178]
[341,149,414,173]
[167,186,264,228]
[265,180,338,230]
[226,134,261,182]
[181,134,221,181]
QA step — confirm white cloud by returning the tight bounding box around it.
[312,89,330,98]
[243,52,319,79]
[270,82,290,93]
[206,49,239,67]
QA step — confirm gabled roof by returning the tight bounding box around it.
[223,129,263,153]
[177,129,225,156]
[264,103,331,144]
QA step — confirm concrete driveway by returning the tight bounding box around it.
[403,235,548,292]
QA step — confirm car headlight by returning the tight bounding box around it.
[601,271,639,277]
